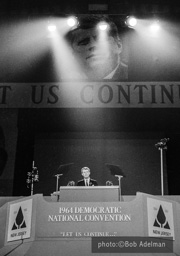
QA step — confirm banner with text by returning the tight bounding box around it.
[0,82,180,108]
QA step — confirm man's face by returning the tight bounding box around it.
[81,168,90,179]
[71,28,122,79]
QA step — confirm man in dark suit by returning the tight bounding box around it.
[66,15,128,81]
[77,167,98,186]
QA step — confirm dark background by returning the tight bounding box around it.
[12,108,180,196]
[0,0,180,196]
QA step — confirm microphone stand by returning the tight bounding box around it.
[115,175,123,201]
[54,174,63,192]
[54,163,74,193]
[155,138,169,196]
[105,164,125,202]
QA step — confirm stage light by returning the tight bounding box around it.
[150,21,160,32]
[125,16,137,28]
[67,16,78,28]
[98,22,108,31]
[47,24,57,32]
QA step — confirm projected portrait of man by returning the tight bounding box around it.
[66,15,128,81]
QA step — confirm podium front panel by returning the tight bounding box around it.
[58,186,119,202]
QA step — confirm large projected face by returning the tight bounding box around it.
[69,19,128,80]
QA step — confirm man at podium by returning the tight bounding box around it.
[77,167,98,186]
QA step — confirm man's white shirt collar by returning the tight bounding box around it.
[84,178,90,186]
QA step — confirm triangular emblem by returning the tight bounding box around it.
[12,206,26,230]
[153,205,170,229]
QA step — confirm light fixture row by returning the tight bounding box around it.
[47,15,139,32]
[47,15,161,33]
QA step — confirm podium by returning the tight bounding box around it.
[52,186,119,202]
[0,192,180,256]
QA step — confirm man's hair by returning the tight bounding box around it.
[66,15,121,45]
[81,166,90,173]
